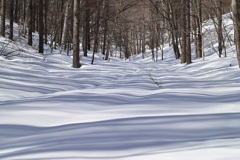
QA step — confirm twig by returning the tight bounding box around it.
[145,69,162,88]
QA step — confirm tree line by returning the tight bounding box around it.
[1,0,240,68]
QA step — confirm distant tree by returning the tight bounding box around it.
[44,0,48,44]
[14,0,19,22]
[102,0,109,56]
[192,0,203,59]
[83,0,91,57]
[92,0,102,64]
[61,0,71,48]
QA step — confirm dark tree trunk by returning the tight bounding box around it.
[186,0,191,64]
[28,0,33,46]
[197,0,203,58]
[72,0,81,68]
[217,0,223,58]
[102,0,109,55]
[84,0,90,57]
[9,0,14,40]
[232,0,240,68]
[14,0,19,22]
[92,0,101,64]
[181,0,186,64]
[44,0,48,44]
[38,0,44,53]
[32,0,36,32]
[1,0,6,37]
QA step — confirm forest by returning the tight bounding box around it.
[1,0,240,160]
[1,0,240,67]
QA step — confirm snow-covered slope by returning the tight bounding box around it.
[0,13,240,160]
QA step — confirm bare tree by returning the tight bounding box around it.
[28,0,33,46]
[72,0,81,68]
[232,0,240,67]
[38,0,44,53]
[0,0,6,37]
[9,0,14,40]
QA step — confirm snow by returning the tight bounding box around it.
[0,13,240,159]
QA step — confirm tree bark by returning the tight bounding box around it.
[197,0,203,58]
[181,0,187,63]
[28,0,33,46]
[217,0,223,57]
[44,0,48,44]
[14,0,19,22]
[92,0,101,64]
[0,0,6,37]
[38,0,44,53]
[232,0,240,68]
[9,0,14,40]
[186,0,191,64]
[102,0,109,56]
[61,0,70,48]
[84,0,90,57]
[72,0,81,68]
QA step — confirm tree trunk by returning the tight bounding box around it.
[186,0,191,64]
[72,0,81,68]
[32,0,36,32]
[142,23,146,59]
[21,0,27,36]
[197,0,203,58]
[232,0,240,68]
[44,0,48,44]
[0,0,6,37]
[181,0,186,63]
[61,0,70,48]
[84,0,90,57]
[14,0,19,22]
[102,0,109,55]
[28,0,33,46]
[9,0,14,40]
[92,0,101,64]
[217,0,223,58]
[38,0,44,53]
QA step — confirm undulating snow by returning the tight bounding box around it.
[0,13,240,160]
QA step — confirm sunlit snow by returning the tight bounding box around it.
[0,13,240,160]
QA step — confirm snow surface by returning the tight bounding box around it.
[0,13,240,160]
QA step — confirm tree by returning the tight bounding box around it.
[72,0,81,68]
[9,0,14,40]
[102,0,109,56]
[192,0,203,58]
[92,0,102,64]
[83,0,91,57]
[207,0,224,58]
[0,0,6,37]
[181,0,191,64]
[181,0,187,64]
[232,0,240,67]
[38,0,44,53]
[186,0,191,64]
[61,0,71,48]
[28,0,33,46]
[14,0,19,22]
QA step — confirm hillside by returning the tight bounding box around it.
[0,13,240,160]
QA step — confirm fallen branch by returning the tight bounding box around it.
[145,69,162,88]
